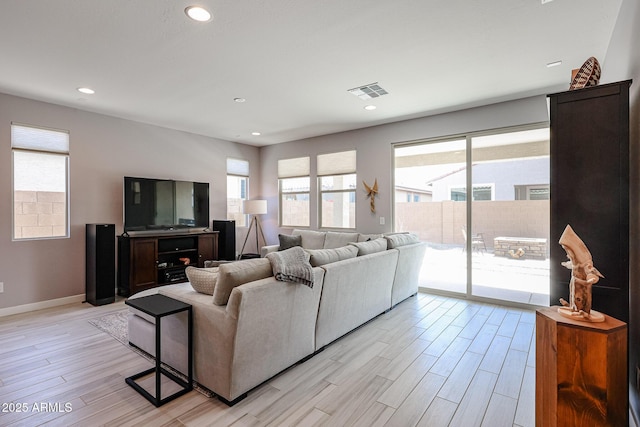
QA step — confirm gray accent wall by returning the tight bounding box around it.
[259,96,550,245]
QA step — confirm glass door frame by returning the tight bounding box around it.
[392,121,549,307]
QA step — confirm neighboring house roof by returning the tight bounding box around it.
[426,165,470,184]
[395,185,432,195]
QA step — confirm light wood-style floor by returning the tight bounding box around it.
[0,292,536,426]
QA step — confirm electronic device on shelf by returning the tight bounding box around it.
[165,270,187,283]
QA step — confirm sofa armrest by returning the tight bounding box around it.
[127,282,239,400]
[260,244,280,257]
[224,267,325,400]
[391,242,426,306]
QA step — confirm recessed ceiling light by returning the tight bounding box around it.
[251,132,261,136]
[185,6,212,22]
[234,98,246,103]
[77,87,95,94]
[364,105,377,111]
[546,60,562,68]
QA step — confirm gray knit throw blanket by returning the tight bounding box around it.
[266,246,314,288]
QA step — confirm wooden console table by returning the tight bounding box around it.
[535,306,627,427]
[117,231,218,296]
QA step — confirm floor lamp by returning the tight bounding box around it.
[239,199,267,259]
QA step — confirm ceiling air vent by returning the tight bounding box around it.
[348,82,389,100]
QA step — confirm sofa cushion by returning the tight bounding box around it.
[349,237,388,256]
[279,233,302,250]
[385,233,420,249]
[323,231,359,249]
[306,245,358,267]
[185,266,219,295]
[357,233,384,242]
[292,229,326,249]
[212,258,273,305]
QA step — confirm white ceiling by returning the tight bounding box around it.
[0,0,623,146]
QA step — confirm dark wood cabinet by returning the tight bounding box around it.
[198,233,218,266]
[130,238,157,291]
[118,231,218,297]
[548,80,631,323]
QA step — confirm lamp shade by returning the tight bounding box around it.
[242,199,267,215]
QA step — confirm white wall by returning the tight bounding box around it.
[0,93,260,310]
[259,96,550,245]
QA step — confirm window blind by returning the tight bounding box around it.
[227,158,249,176]
[317,150,356,176]
[278,157,310,178]
[11,123,69,153]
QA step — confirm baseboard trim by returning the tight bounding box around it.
[0,294,85,318]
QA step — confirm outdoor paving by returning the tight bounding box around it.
[419,245,551,306]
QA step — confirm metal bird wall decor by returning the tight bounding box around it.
[363,179,378,213]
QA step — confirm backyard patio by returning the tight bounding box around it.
[418,244,550,306]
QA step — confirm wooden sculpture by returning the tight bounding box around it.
[558,224,605,322]
[363,179,378,213]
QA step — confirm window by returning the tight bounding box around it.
[279,157,310,227]
[450,185,494,201]
[528,186,550,200]
[12,123,69,240]
[515,184,550,200]
[318,150,356,229]
[227,158,249,227]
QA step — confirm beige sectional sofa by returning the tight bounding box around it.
[127,229,425,405]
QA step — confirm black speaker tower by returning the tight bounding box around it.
[213,220,236,261]
[86,224,116,306]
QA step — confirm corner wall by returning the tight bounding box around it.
[601,0,640,421]
[0,93,260,311]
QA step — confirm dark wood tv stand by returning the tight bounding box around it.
[117,230,218,297]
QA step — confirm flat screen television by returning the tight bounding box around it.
[123,176,209,232]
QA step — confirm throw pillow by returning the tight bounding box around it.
[349,237,388,256]
[292,229,326,249]
[323,231,359,249]
[279,234,302,251]
[385,233,420,249]
[185,266,219,295]
[306,245,358,266]
[212,258,273,305]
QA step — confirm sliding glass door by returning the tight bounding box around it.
[394,127,550,305]
[469,129,550,304]
[394,138,467,294]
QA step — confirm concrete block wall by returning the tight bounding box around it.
[395,200,550,251]
[13,191,66,239]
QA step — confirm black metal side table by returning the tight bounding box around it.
[125,294,193,406]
